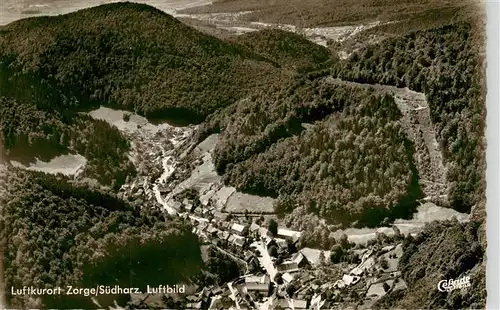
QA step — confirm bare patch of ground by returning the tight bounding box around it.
[10,154,87,177]
[225,192,274,213]
[331,203,468,245]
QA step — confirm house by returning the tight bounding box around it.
[186,295,200,302]
[310,294,325,310]
[208,296,223,310]
[277,262,300,273]
[217,230,230,241]
[291,299,308,309]
[300,248,332,267]
[245,275,271,297]
[244,250,254,262]
[250,223,260,236]
[206,225,219,238]
[276,238,288,249]
[211,287,223,296]
[334,279,345,289]
[277,228,302,243]
[228,234,245,247]
[282,272,294,284]
[231,223,247,236]
[198,221,208,232]
[350,267,364,276]
[275,298,307,310]
[186,301,202,309]
[381,245,396,253]
[342,274,360,286]
[291,252,310,268]
[276,298,291,309]
[190,215,210,223]
[247,256,260,271]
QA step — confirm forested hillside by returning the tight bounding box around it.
[235,29,335,72]
[0,97,135,189]
[200,78,420,227]
[0,2,285,120]
[0,168,202,309]
[375,219,486,309]
[332,21,485,214]
[0,2,294,189]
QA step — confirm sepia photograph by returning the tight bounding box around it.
[0,0,493,309]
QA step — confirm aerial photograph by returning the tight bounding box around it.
[0,0,487,309]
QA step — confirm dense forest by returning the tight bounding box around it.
[200,78,420,227]
[0,168,202,309]
[331,21,485,214]
[234,29,335,72]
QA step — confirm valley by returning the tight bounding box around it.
[0,1,486,309]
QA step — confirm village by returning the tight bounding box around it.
[115,129,413,310]
[134,185,410,310]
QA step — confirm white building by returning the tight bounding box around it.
[231,223,246,236]
[277,228,302,243]
[245,274,271,296]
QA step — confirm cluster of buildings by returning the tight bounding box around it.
[136,160,409,309]
[185,209,408,309]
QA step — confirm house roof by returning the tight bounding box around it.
[250,223,260,231]
[382,245,396,253]
[266,238,277,247]
[277,262,299,273]
[350,267,364,276]
[186,295,200,302]
[300,248,331,266]
[189,215,210,223]
[186,301,202,309]
[245,283,269,292]
[245,275,270,292]
[291,252,308,265]
[342,274,360,286]
[292,299,307,309]
[206,225,218,234]
[229,234,245,246]
[334,279,345,288]
[276,238,288,248]
[245,274,270,284]
[282,272,294,283]
[277,228,302,238]
[244,250,254,260]
[231,223,246,233]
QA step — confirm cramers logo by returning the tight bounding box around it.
[437,276,471,292]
